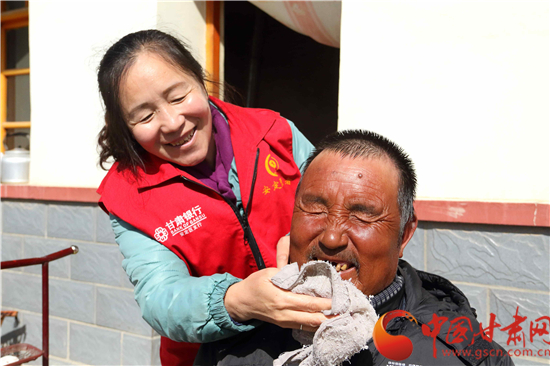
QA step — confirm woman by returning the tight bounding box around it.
[96,30,330,365]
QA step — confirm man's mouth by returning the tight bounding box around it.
[168,127,196,147]
[328,260,356,273]
[310,257,357,274]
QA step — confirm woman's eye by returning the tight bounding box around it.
[172,96,185,104]
[139,113,154,123]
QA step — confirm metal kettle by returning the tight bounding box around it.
[1,148,30,183]
[2,131,30,183]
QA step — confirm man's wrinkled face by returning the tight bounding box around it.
[289,151,412,296]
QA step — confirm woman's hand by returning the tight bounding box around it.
[276,235,290,269]
[224,268,332,332]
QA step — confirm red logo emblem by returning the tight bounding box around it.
[372,310,418,361]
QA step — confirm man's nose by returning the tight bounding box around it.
[318,217,348,254]
[159,105,184,133]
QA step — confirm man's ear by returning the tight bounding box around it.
[398,213,418,258]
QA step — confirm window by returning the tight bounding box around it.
[1,1,30,153]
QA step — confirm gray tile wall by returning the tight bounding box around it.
[1,200,160,366]
[402,221,550,364]
[2,200,549,365]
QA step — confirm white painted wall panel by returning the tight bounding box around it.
[28,1,208,188]
[338,1,549,203]
[157,1,207,68]
[29,1,158,187]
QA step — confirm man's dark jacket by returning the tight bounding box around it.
[194,260,514,366]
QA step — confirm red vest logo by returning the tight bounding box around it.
[372,310,418,361]
[154,227,169,242]
[153,205,207,242]
[265,154,280,177]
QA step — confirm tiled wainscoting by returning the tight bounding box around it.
[2,199,549,365]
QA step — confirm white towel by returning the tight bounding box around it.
[271,261,378,366]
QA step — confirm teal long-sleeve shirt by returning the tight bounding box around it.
[112,119,314,343]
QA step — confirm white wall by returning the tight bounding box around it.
[157,1,207,68]
[29,1,207,188]
[339,1,549,203]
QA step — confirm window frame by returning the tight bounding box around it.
[1,3,30,153]
[206,1,221,98]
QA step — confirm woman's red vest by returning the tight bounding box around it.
[97,98,302,365]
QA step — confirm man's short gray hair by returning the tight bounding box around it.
[300,130,417,239]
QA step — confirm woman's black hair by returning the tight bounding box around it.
[97,30,206,174]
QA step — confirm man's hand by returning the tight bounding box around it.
[224,268,332,332]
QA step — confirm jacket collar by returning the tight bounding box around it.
[398,259,476,325]
[130,155,199,189]
[209,96,277,149]
[394,260,482,354]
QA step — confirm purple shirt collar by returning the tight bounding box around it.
[181,104,237,204]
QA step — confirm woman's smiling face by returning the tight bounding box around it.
[120,52,215,167]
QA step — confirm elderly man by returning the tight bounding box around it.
[195,130,513,366]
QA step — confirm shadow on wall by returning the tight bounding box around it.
[1,317,27,348]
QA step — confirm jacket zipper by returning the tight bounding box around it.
[245,148,260,216]
[181,152,265,270]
